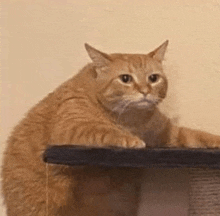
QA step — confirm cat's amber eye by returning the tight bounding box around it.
[119,74,133,83]
[148,74,159,83]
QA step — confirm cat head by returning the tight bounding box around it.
[85,41,169,113]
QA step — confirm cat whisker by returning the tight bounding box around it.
[113,100,134,122]
[112,100,130,113]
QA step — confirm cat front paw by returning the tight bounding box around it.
[117,136,146,149]
[127,137,146,148]
[98,129,146,149]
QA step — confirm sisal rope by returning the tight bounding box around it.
[188,168,220,215]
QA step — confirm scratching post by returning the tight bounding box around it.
[188,168,220,215]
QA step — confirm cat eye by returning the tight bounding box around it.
[119,74,133,83]
[148,74,159,83]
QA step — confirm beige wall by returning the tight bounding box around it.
[1,0,220,215]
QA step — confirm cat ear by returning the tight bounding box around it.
[149,40,169,62]
[85,43,112,68]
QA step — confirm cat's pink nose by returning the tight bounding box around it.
[139,88,150,96]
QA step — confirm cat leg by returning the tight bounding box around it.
[51,119,146,149]
[52,99,146,149]
[169,126,220,148]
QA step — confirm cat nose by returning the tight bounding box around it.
[139,87,150,96]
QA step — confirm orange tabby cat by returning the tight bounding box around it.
[2,41,220,216]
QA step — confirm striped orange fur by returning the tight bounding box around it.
[2,41,220,216]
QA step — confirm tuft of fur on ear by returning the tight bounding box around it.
[85,43,112,68]
[149,40,169,62]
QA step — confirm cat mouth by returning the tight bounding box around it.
[139,97,153,103]
[136,98,154,107]
[135,96,160,108]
